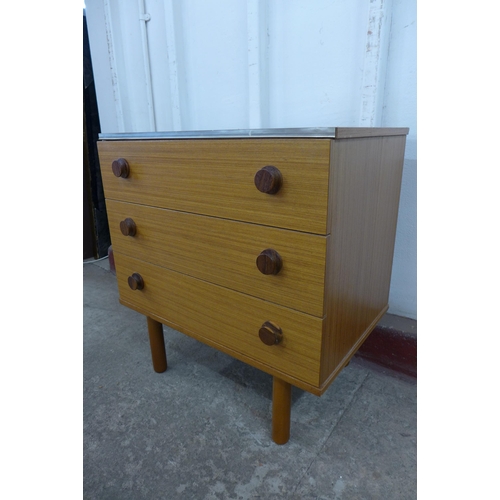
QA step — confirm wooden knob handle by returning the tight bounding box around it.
[259,321,283,346]
[254,165,283,194]
[120,218,137,237]
[112,158,130,178]
[256,249,282,275]
[128,273,144,290]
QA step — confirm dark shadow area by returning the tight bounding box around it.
[84,10,110,259]
[219,359,304,405]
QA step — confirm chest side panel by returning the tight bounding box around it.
[320,135,407,389]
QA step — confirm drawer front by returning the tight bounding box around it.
[107,200,327,317]
[114,252,323,387]
[98,139,331,234]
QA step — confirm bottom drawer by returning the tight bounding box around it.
[114,252,323,387]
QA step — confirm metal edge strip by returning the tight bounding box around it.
[98,127,338,140]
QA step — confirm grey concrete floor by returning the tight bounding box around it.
[84,259,417,500]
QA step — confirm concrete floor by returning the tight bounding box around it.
[83,258,417,499]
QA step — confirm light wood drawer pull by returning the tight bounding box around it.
[254,166,283,194]
[120,218,137,237]
[112,158,130,178]
[128,273,144,290]
[259,321,283,346]
[256,249,283,275]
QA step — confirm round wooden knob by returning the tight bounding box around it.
[256,249,282,275]
[259,321,283,346]
[254,165,283,194]
[112,158,130,178]
[120,218,137,237]
[128,273,144,290]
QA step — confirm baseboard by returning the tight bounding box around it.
[355,313,417,378]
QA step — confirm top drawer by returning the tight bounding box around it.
[98,139,331,234]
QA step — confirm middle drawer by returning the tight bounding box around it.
[107,200,327,317]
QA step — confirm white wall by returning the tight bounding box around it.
[382,0,417,320]
[85,0,417,320]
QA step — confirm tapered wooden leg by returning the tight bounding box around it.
[272,377,292,445]
[147,317,167,373]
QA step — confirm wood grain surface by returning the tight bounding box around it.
[114,251,323,387]
[272,377,292,444]
[320,135,407,387]
[98,139,331,234]
[106,200,328,317]
[98,131,409,398]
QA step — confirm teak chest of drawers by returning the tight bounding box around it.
[97,127,408,444]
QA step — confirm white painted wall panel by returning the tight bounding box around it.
[85,0,123,132]
[268,0,369,127]
[178,0,250,129]
[111,1,153,131]
[85,0,417,319]
[383,0,417,319]
[140,0,172,131]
